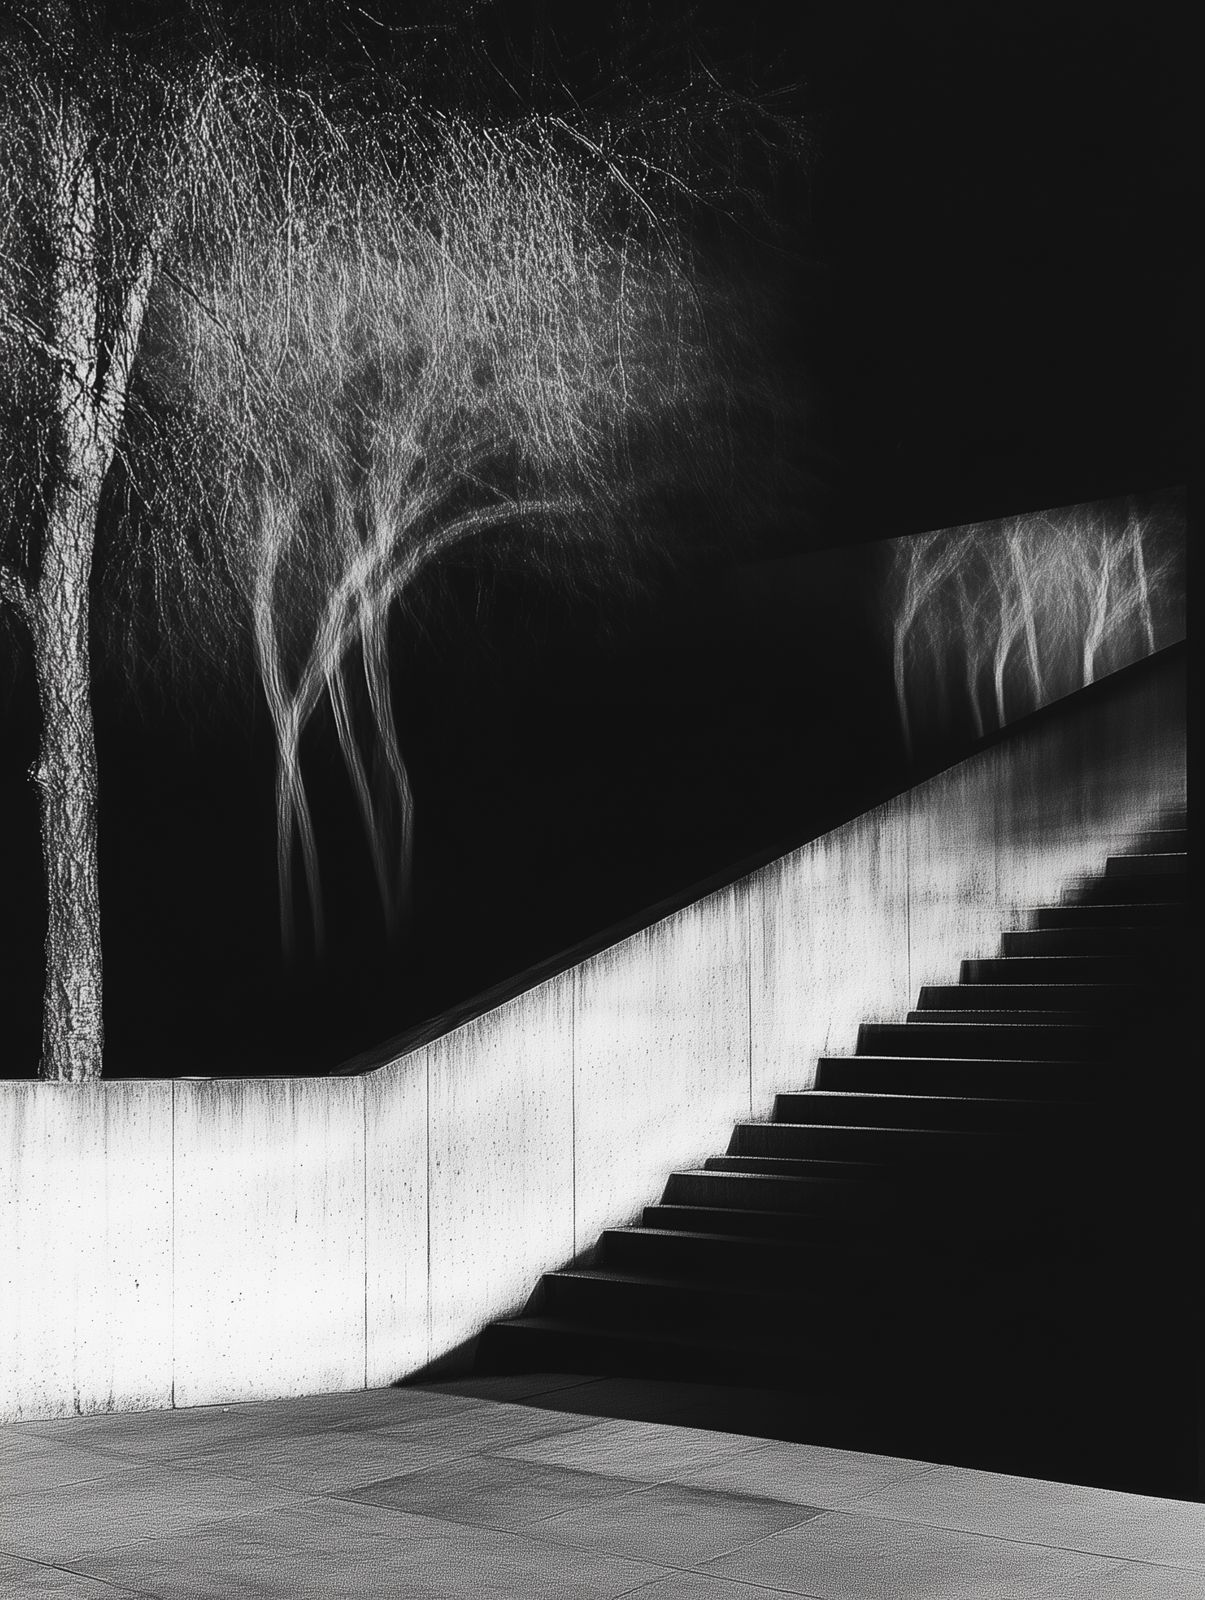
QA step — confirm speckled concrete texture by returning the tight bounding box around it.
[0,1079,173,1420]
[573,886,750,1246]
[365,1046,431,1383]
[748,805,910,1111]
[427,981,575,1358]
[172,1074,367,1406]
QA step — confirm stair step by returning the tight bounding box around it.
[1105,852,1187,877]
[663,1168,903,1219]
[540,1264,1001,1338]
[1064,875,1187,905]
[1034,901,1187,928]
[602,1225,1032,1281]
[532,1281,1020,1367]
[857,1021,1109,1060]
[482,1305,1110,1400]
[602,1226,842,1280]
[640,1203,893,1243]
[916,984,1149,1012]
[659,1164,1081,1235]
[770,1090,1073,1131]
[1129,828,1188,853]
[962,956,1161,983]
[600,1234,1111,1321]
[481,1316,801,1386]
[708,1148,994,1178]
[599,1226,928,1281]
[636,1202,1068,1250]
[906,1009,1118,1026]
[709,1149,894,1176]
[1002,926,1185,956]
[815,1054,1118,1099]
[540,1268,817,1330]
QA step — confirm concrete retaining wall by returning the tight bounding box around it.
[1,653,1185,1420]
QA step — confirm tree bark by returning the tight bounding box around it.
[30,103,157,1080]
[34,471,105,1081]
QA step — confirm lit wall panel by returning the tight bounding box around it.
[427,980,575,1359]
[0,1081,172,1419]
[364,1048,430,1385]
[749,807,910,1114]
[172,1075,365,1407]
[572,886,750,1248]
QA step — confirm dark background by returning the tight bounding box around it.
[0,1,1192,1076]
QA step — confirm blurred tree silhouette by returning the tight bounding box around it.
[0,1,802,1078]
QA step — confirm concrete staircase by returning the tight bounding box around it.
[477,808,1198,1496]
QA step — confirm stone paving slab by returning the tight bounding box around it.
[3,1380,1203,1599]
[0,1553,151,1598]
[846,1461,1205,1568]
[702,1510,1134,1599]
[340,1455,647,1532]
[499,1416,764,1482]
[673,1438,938,1507]
[73,1500,665,1600]
[529,1478,822,1567]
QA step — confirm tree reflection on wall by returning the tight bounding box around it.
[889,494,1185,756]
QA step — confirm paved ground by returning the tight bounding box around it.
[3,1374,1204,1598]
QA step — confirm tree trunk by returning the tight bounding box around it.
[29,105,156,1080]
[34,466,105,1082]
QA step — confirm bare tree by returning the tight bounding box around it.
[3,27,185,1079]
[1,11,770,1076]
[0,11,338,1078]
[177,112,729,950]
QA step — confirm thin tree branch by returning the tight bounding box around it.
[0,563,35,627]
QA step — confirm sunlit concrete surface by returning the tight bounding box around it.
[2,1382,1203,1599]
[573,887,750,1246]
[0,651,1185,1422]
[0,1081,173,1417]
[172,1075,367,1407]
[365,1049,430,1383]
[427,983,575,1364]
[748,803,910,1116]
